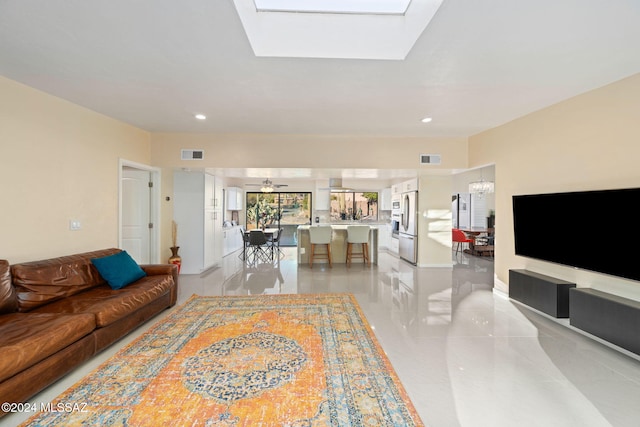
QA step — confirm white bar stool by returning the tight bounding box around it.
[308,226,333,268]
[346,225,370,267]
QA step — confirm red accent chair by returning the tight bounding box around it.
[452,228,474,254]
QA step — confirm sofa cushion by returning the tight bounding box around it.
[0,312,96,382]
[91,250,146,290]
[11,248,121,312]
[0,260,17,314]
[33,274,174,327]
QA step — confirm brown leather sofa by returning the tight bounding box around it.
[0,248,178,414]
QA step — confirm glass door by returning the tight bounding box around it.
[246,192,311,246]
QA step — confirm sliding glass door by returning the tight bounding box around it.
[246,192,311,246]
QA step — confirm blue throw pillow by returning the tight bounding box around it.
[91,250,146,290]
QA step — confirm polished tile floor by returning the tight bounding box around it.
[6,248,640,426]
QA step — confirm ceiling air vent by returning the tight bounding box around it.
[181,149,204,160]
[420,154,441,165]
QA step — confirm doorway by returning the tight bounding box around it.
[119,160,160,263]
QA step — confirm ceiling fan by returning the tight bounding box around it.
[245,179,288,193]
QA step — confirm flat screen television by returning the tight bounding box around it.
[512,187,640,282]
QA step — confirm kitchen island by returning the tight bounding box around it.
[297,225,379,265]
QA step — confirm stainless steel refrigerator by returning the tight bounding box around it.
[399,190,418,264]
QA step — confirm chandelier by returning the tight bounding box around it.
[261,179,274,193]
[469,179,494,195]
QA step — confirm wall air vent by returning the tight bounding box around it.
[181,149,204,160]
[420,154,441,165]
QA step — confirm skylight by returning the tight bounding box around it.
[234,0,444,60]
[254,0,412,15]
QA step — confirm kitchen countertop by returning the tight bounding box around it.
[298,224,385,230]
[297,225,378,265]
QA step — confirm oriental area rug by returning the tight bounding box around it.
[23,294,423,426]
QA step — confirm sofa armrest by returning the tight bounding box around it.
[139,264,178,306]
[140,264,177,277]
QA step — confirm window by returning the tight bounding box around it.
[330,192,378,221]
[246,192,311,246]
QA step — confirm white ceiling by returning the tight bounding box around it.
[1,1,639,178]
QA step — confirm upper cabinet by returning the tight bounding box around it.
[315,179,330,211]
[315,189,330,211]
[379,188,392,211]
[392,179,418,195]
[402,178,418,192]
[226,187,244,211]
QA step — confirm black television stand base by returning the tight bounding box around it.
[508,269,575,318]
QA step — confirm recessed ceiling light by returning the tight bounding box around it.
[421,117,432,123]
[195,114,206,120]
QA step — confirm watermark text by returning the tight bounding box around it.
[2,401,88,414]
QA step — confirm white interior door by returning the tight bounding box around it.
[121,168,151,263]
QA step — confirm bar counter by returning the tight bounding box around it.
[297,225,378,265]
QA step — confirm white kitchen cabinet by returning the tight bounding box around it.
[204,173,216,210]
[402,178,418,193]
[173,171,223,274]
[237,188,244,210]
[214,176,223,211]
[316,189,330,210]
[380,188,392,211]
[223,228,231,257]
[204,210,217,267]
[226,187,235,210]
[315,179,330,211]
[390,236,399,254]
[223,226,244,257]
[392,179,418,195]
[226,187,244,211]
[377,224,392,250]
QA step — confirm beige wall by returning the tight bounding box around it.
[151,133,468,170]
[419,175,453,267]
[0,76,151,263]
[469,73,640,300]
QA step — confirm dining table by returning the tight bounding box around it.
[459,227,494,256]
[243,228,280,261]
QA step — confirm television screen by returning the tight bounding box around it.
[512,188,640,282]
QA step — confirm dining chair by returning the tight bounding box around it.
[268,227,284,259]
[452,228,474,254]
[239,226,252,260]
[248,230,271,263]
[346,225,371,267]
[308,226,332,268]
